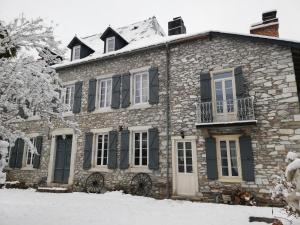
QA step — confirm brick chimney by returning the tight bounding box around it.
[168,17,186,36]
[250,10,279,37]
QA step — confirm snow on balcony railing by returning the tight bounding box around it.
[196,97,255,125]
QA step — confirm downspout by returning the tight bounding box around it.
[165,42,171,199]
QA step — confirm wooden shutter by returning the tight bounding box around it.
[148,128,159,170]
[111,75,121,109]
[119,130,129,169]
[73,81,83,114]
[121,73,131,108]
[87,79,96,112]
[9,140,18,168]
[234,66,246,98]
[200,72,212,102]
[148,67,159,104]
[239,135,255,182]
[108,131,118,169]
[205,137,218,180]
[83,132,93,170]
[15,139,25,169]
[33,136,43,169]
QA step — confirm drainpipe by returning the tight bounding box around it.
[165,43,171,199]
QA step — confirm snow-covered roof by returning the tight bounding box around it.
[54,28,300,70]
[79,33,103,52]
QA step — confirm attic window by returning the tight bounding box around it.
[106,37,115,53]
[72,45,81,60]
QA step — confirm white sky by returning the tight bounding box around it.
[1,0,300,49]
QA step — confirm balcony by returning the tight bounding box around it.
[196,97,257,126]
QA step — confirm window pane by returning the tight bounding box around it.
[215,81,223,113]
[142,73,148,103]
[97,135,103,165]
[220,141,229,176]
[106,80,111,107]
[213,72,232,80]
[100,81,106,108]
[134,133,140,165]
[186,165,193,173]
[185,142,191,150]
[229,140,239,176]
[225,80,234,112]
[135,75,141,104]
[178,165,185,173]
[177,142,183,150]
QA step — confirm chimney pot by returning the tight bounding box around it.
[250,10,279,37]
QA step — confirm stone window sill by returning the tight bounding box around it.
[21,167,36,171]
[218,178,242,183]
[63,111,74,117]
[127,166,152,173]
[92,108,113,114]
[89,167,111,173]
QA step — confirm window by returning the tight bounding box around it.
[133,131,148,166]
[106,37,115,53]
[24,137,37,167]
[216,136,242,180]
[98,79,112,108]
[62,85,75,112]
[72,45,81,60]
[177,141,193,173]
[133,71,149,104]
[213,71,235,114]
[95,134,109,166]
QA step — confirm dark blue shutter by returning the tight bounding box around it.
[15,139,25,168]
[83,132,93,170]
[9,141,18,168]
[205,137,218,180]
[111,75,121,109]
[200,72,213,123]
[73,81,83,114]
[234,66,246,98]
[119,130,129,169]
[18,106,28,119]
[108,131,118,169]
[121,73,131,108]
[148,128,159,170]
[33,136,43,169]
[149,67,159,104]
[87,79,96,112]
[239,135,255,182]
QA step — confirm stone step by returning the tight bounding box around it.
[37,186,71,193]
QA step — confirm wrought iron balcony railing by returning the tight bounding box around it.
[196,97,256,125]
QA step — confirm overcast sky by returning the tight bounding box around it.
[1,0,300,48]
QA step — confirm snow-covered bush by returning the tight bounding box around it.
[0,16,77,184]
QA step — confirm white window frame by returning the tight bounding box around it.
[23,136,38,169]
[72,45,81,60]
[106,37,115,53]
[97,78,112,109]
[62,84,75,112]
[215,135,242,182]
[94,133,109,167]
[132,130,149,167]
[133,71,149,105]
[176,141,193,174]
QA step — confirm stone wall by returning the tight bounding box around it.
[168,35,300,201]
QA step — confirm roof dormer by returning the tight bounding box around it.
[100,27,128,53]
[67,36,95,61]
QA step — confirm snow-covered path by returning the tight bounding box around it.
[0,189,296,225]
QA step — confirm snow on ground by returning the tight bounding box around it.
[0,189,298,225]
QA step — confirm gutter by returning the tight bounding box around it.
[165,42,171,199]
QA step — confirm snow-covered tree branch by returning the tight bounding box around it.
[0,16,77,184]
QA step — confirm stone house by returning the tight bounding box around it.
[6,11,300,202]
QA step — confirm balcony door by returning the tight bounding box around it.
[213,71,237,122]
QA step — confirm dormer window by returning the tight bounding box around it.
[72,45,81,60]
[106,37,115,53]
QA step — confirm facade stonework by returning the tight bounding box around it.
[7,34,300,202]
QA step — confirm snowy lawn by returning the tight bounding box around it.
[0,189,297,225]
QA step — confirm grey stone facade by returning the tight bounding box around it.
[7,34,300,202]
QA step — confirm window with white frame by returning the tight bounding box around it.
[95,134,109,166]
[133,71,149,104]
[106,37,115,53]
[24,137,37,167]
[72,45,81,60]
[98,79,112,108]
[133,131,148,166]
[216,136,241,179]
[177,141,193,173]
[62,85,75,112]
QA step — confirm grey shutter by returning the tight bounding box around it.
[33,136,43,169]
[111,75,121,109]
[15,139,25,169]
[83,132,93,170]
[87,79,96,112]
[119,130,129,169]
[108,131,118,169]
[148,128,159,170]
[18,106,28,119]
[9,141,18,168]
[73,81,83,114]
[200,72,213,122]
[149,67,159,104]
[239,135,255,182]
[121,73,131,108]
[234,66,246,98]
[205,137,218,180]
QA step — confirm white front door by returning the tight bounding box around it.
[173,139,198,196]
